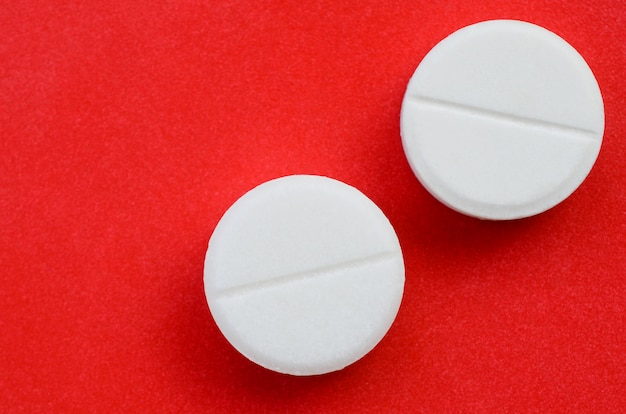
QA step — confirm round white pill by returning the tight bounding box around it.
[204,175,404,376]
[400,20,604,220]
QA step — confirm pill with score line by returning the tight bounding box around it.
[400,20,604,220]
[204,175,405,376]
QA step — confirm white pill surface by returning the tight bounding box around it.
[400,20,604,220]
[204,175,404,375]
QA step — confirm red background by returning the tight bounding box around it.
[1,1,625,412]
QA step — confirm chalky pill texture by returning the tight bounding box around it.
[400,20,604,220]
[204,175,404,376]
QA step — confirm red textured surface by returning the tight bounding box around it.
[1,1,625,412]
